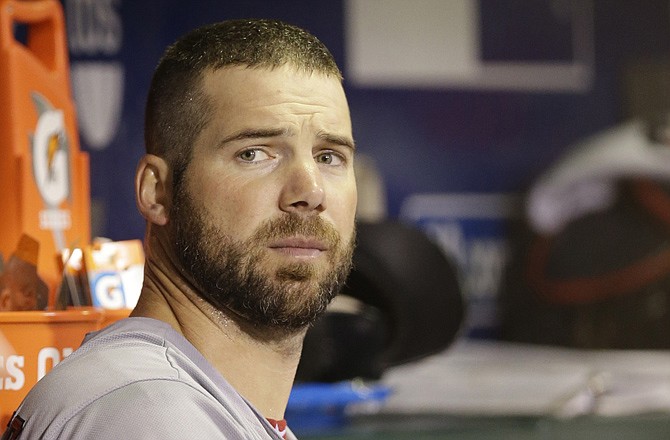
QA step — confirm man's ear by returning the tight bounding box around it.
[135,154,171,226]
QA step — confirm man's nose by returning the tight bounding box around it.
[279,156,326,214]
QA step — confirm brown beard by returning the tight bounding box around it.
[170,182,355,331]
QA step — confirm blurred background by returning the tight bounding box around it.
[66,0,670,338]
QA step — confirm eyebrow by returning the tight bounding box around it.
[217,127,355,151]
[217,128,288,146]
[317,131,356,151]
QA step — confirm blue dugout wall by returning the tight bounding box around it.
[61,0,670,335]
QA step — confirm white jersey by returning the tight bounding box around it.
[4,317,296,440]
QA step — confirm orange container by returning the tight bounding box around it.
[0,0,90,299]
[99,307,131,329]
[0,307,103,427]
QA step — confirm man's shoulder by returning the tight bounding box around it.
[9,317,279,439]
[18,379,251,439]
[12,318,226,438]
[40,317,185,389]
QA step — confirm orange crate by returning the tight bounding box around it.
[100,307,131,329]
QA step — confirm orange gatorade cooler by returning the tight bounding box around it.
[0,0,90,301]
[0,307,103,427]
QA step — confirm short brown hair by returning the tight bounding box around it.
[144,19,342,185]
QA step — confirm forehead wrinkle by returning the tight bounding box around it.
[218,125,354,151]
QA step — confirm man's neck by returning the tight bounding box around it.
[131,245,305,420]
[184,305,305,420]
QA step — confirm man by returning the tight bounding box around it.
[3,19,356,439]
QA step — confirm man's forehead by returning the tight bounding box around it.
[200,65,350,120]
[200,64,345,94]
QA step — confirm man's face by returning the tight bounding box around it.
[170,65,357,330]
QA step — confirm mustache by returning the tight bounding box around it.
[251,214,341,248]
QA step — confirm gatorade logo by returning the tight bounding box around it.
[30,93,72,249]
[91,272,126,309]
[31,93,70,208]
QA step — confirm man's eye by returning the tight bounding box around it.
[315,152,343,166]
[238,149,269,162]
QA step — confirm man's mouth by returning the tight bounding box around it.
[268,237,329,258]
